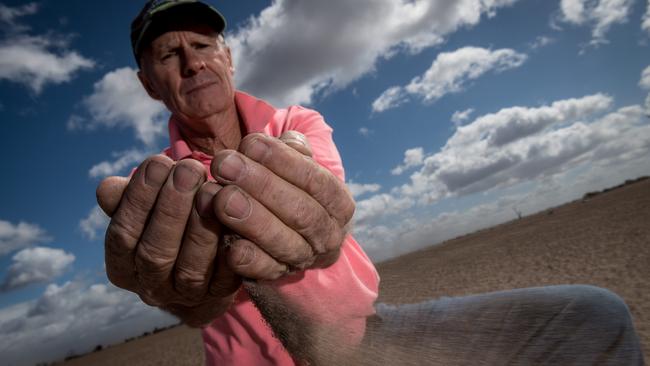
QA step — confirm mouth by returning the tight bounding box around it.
[184,81,219,95]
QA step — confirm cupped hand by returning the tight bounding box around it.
[210,131,355,281]
[96,156,241,327]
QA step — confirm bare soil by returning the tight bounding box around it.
[63,178,650,365]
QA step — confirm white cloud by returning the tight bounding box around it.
[451,108,475,126]
[0,280,177,366]
[89,149,149,179]
[558,0,635,46]
[0,34,94,94]
[358,153,650,262]
[347,181,381,198]
[79,206,110,241]
[403,94,619,200]
[641,0,650,35]
[353,93,650,258]
[230,0,520,107]
[71,67,168,146]
[529,35,555,50]
[0,220,50,256]
[391,147,425,175]
[372,47,527,112]
[1,247,74,291]
[640,65,650,90]
[0,2,38,32]
[372,86,409,114]
[358,127,373,137]
[354,193,415,227]
[0,3,93,93]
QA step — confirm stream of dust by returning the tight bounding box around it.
[244,280,449,366]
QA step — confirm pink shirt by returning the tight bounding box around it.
[163,91,380,365]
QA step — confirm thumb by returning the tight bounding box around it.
[96,176,130,217]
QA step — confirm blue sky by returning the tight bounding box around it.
[1,0,649,364]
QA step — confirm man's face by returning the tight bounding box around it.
[138,23,235,123]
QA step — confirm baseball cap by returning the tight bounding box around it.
[130,0,227,66]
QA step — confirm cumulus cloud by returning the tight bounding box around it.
[372,47,527,112]
[347,181,382,198]
[355,193,415,227]
[70,67,168,146]
[357,158,650,262]
[88,149,149,179]
[356,194,525,261]
[391,147,425,175]
[0,220,50,256]
[640,65,650,113]
[1,247,74,291]
[79,206,110,241]
[558,0,635,46]
[0,280,177,366]
[0,3,94,93]
[230,0,520,107]
[641,0,650,35]
[640,65,650,90]
[354,93,650,246]
[451,108,475,126]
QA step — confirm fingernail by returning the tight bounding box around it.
[196,183,221,218]
[173,164,202,192]
[225,188,251,219]
[145,160,169,187]
[237,245,254,266]
[217,153,245,182]
[245,138,270,162]
[284,138,306,147]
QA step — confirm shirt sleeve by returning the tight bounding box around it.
[268,106,380,344]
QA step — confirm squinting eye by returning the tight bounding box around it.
[161,52,175,61]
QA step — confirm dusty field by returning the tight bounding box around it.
[64,179,650,365]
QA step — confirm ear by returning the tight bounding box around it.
[137,69,162,101]
[225,46,235,75]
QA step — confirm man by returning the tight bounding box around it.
[97,1,378,365]
[98,1,646,365]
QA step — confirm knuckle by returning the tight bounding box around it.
[135,241,175,275]
[291,199,319,232]
[155,195,190,224]
[326,222,345,252]
[303,165,327,197]
[175,267,208,297]
[251,170,273,198]
[343,194,356,224]
[123,185,155,214]
[242,132,266,145]
[105,220,140,253]
[184,227,218,250]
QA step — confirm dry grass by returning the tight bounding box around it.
[63,178,650,365]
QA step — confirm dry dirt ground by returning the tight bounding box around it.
[62,179,650,365]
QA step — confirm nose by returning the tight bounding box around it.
[181,47,205,77]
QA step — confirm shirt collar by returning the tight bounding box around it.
[167,91,277,161]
